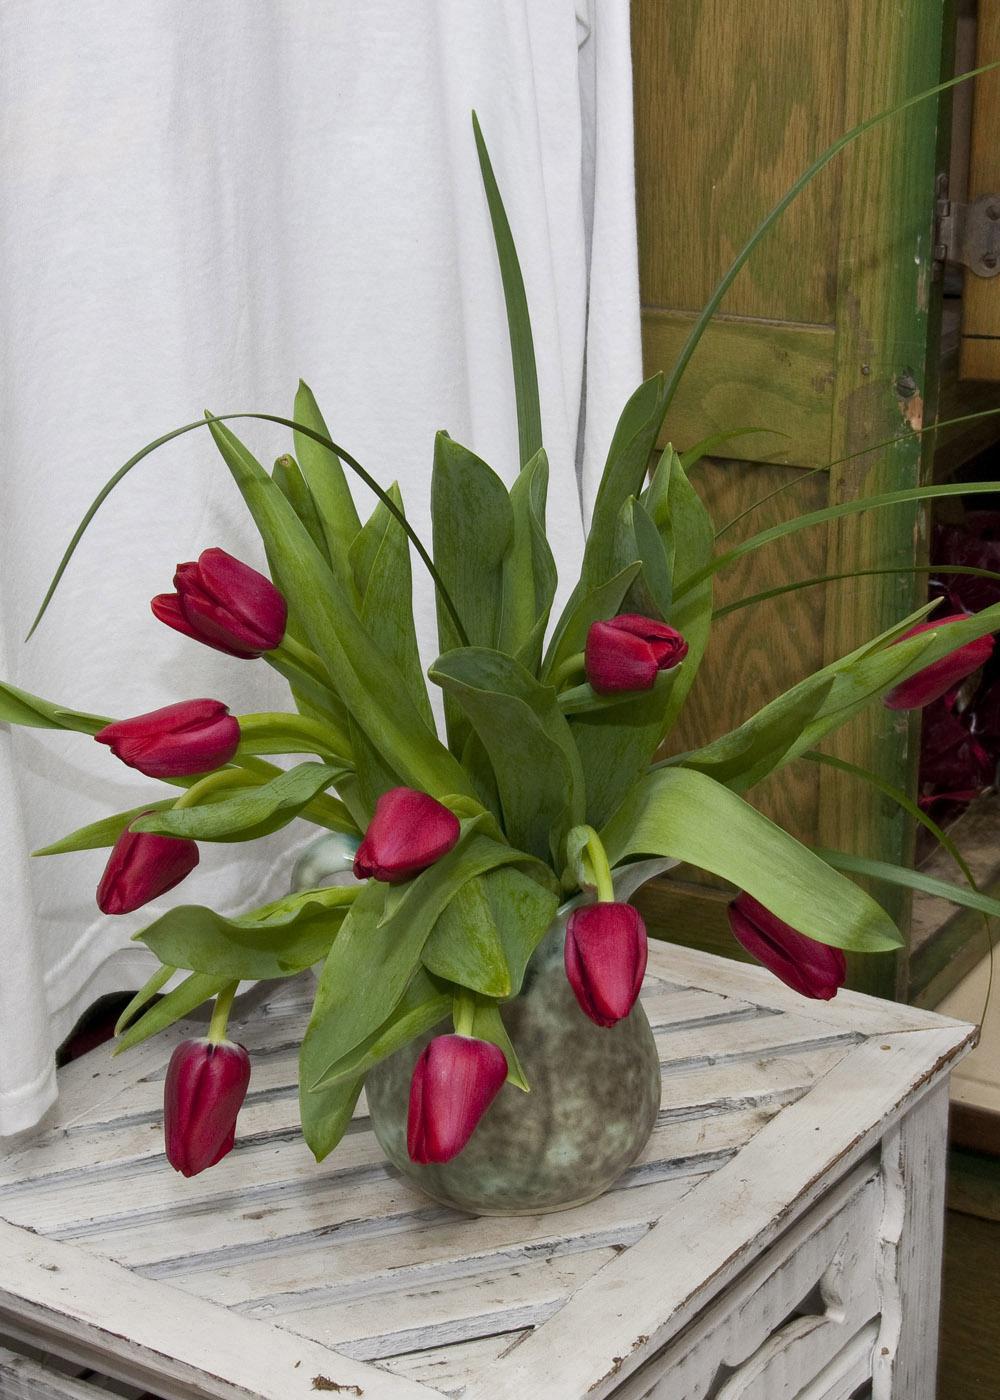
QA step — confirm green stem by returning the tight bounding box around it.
[585,830,615,904]
[207,981,240,1045]
[300,792,362,836]
[271,635,330,687]
[551,652,586,692]
[173,768,257,810]
[453,989,477,1038]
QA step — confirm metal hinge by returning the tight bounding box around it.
[935,176,1000,278]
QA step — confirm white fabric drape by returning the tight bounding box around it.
[0,0,642,1136]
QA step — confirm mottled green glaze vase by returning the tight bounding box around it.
[365,858,673,1216]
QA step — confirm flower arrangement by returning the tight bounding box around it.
[5,106,1000,1185]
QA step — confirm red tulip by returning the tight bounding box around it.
[727,892,846,1000]
[564,902,648,1027]
[884,614,993,711]
[585,614,688,695]
[152,547,287,658]
[407,1034,508,1164]
[354,787,461,884]
[95,699,240,778]
[164,1037,251,1177]
[96,820,199,915]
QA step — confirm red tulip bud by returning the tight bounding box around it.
[585,614,688,695]
[407,1034,508,1164]
[96,820,199,915]
[152,547,287,658]
[727,892,846,1000]
[564,902,648,1027]
[164,1037,251,1177]
[353,787,461,884]
[95,699,239,778]
[884,614,994,711]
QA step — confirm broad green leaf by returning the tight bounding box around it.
[134,762,346,842]
[601,767,901,952]
[300,1073,363,1163]
[206,417,473,801]
[614,495,672,620]
[500,448,557,672]
[471,1000,530,1091]
[569,670,681,829]
[311,970,451,1090]
[541,563,642,683]
[349,482,433,727]
[0,681,107,734]
[115,972,228,1053]
[816,849,1000,921]
[650,447,714,739]
[544,376,666,675]
[432,433,513,751]
[430,648,585,861]
[301,831,533,1086]
[35,799,175,855]
[422,876,511,997]
[134,886,356,980]
[472,112,542,467]
[272,453,331,564]
[293,380,362,570]
[422,864,557,999]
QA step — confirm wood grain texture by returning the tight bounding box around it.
[938,1203,1000,1399]
[818,0,950,998]
[0,1344,111,1400]
[959,0,1000,379]
[642,311,835,467]
[631,0,844,325]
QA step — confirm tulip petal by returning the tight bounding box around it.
[95,699,239,778]
[884,615,994,710]
[164,1037,251,1177]
[96,822,199,915]
[406,1034,508,1164]
[354,787,461,883]
[727,892,846,1000]
[564,902,648,1027]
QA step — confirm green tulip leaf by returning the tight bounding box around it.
[293,380,362,576]
[272,453,331,565]
[614,494,673,621]
[134,886,357,980]
[0,681,108,735]
[501,448,557,673]
[601,766,902,953]
[430,647,585,861]
[133,762,346,842]
[114,972,229,1054]
[422,876,512,997]
[816,848,1000,922]
[300,1073,364,1163]
[471,1000,530,1092]
[34,800,176,855]
[309,969,451,1090]
[205,416,474,802]
[569,670,681,829]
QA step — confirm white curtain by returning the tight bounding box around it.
[0,0,642,1136]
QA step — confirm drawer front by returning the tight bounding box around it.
[614,1156,883,1400]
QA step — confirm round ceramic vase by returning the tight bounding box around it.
[293,834,672,1217]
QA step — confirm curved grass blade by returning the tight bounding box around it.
[677,478,1000,600]
[714,563,1000,620]
[472,112,542,468]
[817,847,1000,921]
[28,413,470,648]
[715,405,1000,540]
[661,62,1000,420]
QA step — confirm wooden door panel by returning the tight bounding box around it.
[960,0,1000,378]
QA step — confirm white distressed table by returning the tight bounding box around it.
[0,943,975,1400]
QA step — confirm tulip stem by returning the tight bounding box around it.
[585,830,616,904]
[453,989,477,1038]
[237,712,353,767]
[173,767,258,810]
[551,652,586,692]
[208,981,240,1045]
[272,635,332,688]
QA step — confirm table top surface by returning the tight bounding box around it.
[0,943,975,1400]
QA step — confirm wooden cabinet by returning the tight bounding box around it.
[632,0,1000,1000]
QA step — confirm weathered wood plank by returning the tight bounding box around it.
[0,1219,433,1400]
[642,311,835,466]
[0,1342,110,1400]
[959,0,1000,379]
[460,1025,973,1400]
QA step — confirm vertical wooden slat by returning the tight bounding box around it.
[817,0,950,998]
[959,0,1000,378]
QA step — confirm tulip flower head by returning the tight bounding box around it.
[152,547,287,658]
[585,614,688,695]
[95,699,240,778]
[407,1033,508,1164]
[884,614,994,711]
[354,787,461,884]
[727,892,846,1000]
[564,901,648,1027]
[96,820,199,915]
[164,1037,251,1177]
